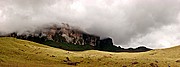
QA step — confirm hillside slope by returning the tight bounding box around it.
[0,37,180,67]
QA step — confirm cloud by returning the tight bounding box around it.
[0,0,180,48]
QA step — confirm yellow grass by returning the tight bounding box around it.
[0,37,180,67]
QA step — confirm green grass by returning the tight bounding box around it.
[0,37,180,67]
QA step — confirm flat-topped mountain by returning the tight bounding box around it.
[0,23,151,52]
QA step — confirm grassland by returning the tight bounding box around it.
[0,37,180,67]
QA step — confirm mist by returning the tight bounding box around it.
[0,0,180,49]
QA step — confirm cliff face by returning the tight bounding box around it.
[8,23,100,46]
[46,24,100,46]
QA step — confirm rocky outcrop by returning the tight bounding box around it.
[100,38,113,46]
[97,38,113,49]
[95,38,151,52]
[6,23,100,46]
[45,24,100,46]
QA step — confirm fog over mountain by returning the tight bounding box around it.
[0,0,180,49]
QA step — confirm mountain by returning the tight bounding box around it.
[0,37,179,67]
[1,23,151,52]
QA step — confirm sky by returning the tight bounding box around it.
[0,0,180,49]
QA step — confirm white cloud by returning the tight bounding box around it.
[128,21,180,49]
[0,0,180,48]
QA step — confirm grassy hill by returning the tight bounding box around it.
[0,37,180,67]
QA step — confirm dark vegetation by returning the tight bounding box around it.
[43,40,93,51]
[1,32,151,52]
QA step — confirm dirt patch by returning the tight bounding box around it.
[0,59,5,62]
[155,60,158,63]
[63,57,80,66]
[176,60,180,62]
[50,55,56,57]
[132,62,138,65]
[19,49,25,52]
[98,58,101,61]
[150,63,158,67]
[35,52,42,54]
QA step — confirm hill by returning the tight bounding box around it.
[0,37,180,67]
